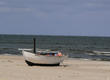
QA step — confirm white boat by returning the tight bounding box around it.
[22,38,67,66]
[22,50,67,66]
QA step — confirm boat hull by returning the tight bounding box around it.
[22,50,66,65]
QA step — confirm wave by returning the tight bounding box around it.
[1,48,110,61]
[93,51,110,54]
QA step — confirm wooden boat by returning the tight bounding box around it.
[22,38,67,66]
[22,50,66,66]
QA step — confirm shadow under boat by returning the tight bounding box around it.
[25,60,60,66]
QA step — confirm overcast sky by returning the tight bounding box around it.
[0,0,110,36]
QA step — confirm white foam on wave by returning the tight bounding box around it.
[1,53,15,56]
[93,51,110,54]
[18,48,32,51]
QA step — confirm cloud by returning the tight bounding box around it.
[1,0,110,15]
[0,1,6,5]
[85,0,110,9]
[0,7,33,13]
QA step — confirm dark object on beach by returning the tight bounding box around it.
[25,60,60,66]
[33,38,36,53]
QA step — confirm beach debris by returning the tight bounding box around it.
[7,60,13,63]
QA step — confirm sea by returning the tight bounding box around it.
[0,34,110,61]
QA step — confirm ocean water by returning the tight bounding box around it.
[0,34,110,61]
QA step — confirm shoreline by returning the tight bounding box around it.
[0,55,110,80]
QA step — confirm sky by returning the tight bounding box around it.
[0,0,110,36]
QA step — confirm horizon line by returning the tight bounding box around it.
[0,33,110,38]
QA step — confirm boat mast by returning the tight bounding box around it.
[33,38,36,54]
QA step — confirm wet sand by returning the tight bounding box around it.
[0,55,110,80]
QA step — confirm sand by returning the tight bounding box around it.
[0,55,110,80]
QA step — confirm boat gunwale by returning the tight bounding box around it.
[22,50,65,57]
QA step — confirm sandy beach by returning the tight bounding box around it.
[0,55,110,80]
